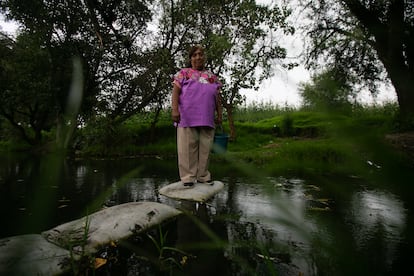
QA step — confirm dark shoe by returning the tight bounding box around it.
[183,182,194,187]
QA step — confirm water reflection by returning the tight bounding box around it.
[349,190,407,268]
[215,177,319,275]
[350,190,406,242]
[0,156,411,275]
[75,165,87,190]
[210,176,409,275]
[174,201,231,275]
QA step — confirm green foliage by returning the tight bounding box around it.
[280,114,294,136]
[3,101,403,178]
[1,0,297,151]
[299,0,414,119]
[216,105,402,176]
[299,67,354,112]
[0,0,165,147]
[0,140,30,152]
[267,138,356,173]
[234,101,295,122]
[77,112,177,157]
[68,216,93,276]
[51,103,404,174]
[0,31,56,145]
[146,226,190,272]
[229,122,274,152]
[352,102,398,130]
[155,0,295,142]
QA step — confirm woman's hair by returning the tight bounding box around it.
[188,45,204,60]
[186,45,205,68]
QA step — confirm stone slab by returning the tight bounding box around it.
[0,234,72,275]
[42,201,182,254]
[159,181,224,202]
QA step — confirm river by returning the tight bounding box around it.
[0,153,412,275]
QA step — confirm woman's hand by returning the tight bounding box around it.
[172,110,180,123]
[215,117,222,125]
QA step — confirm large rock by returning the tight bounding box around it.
[42,201,182,254]
[159,181,225,202]
[0,202,181,275]
[0,234,72,275]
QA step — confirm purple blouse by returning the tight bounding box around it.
[173,68,222,128]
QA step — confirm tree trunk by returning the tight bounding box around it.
[375,32,414,119]
[55,114,65,149]
[388,70,414,119]
[1,112,36,145]
[149,104,162,142]
[343,0,414,121]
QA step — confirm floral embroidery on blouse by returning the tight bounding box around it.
[173,68,222,88]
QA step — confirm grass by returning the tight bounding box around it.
[2,102,408,178]
[72,103,408,179]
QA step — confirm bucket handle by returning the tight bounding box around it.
[215,124,225,135]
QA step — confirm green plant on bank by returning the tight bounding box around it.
[59,168,145,275]
[76,113,177,157]
[59,102,413,178]
[234,101,297,122]
[215,104,406,177]
[146,225,191,273]
[0,102,408,177]
[66,215,93,275]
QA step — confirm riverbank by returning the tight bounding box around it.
[385,131,414,159]
[2,108,413,178]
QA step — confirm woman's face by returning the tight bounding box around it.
[190,48,205,70]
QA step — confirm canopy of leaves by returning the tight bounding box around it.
[299,0,386,92]
[299,67,354,112]
[0,31,55,144]
[0,0,295,146]
[172,0,295,107]
[298,0,414,120]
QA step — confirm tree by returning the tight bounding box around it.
[0,31,56,145]
[299,0,414,123]
[0,0,155,147]
[1,0,295,148]
[158,0,295,140]
[299,67,354,112]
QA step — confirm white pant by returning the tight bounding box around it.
[177,127,214,183]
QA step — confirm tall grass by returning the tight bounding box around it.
[74,101,405,177]
[234,101,297,122]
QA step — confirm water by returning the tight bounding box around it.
[0,154,412,275]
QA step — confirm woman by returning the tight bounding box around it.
[171,45,222,187]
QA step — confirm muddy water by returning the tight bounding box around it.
[0,155,411,275]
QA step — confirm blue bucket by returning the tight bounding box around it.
[212,133,229,154]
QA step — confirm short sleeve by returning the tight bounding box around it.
[172,68,188,88]
[207,71,222,89]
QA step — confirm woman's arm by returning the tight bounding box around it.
[215,90,223,125]
[171,84,181,123]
